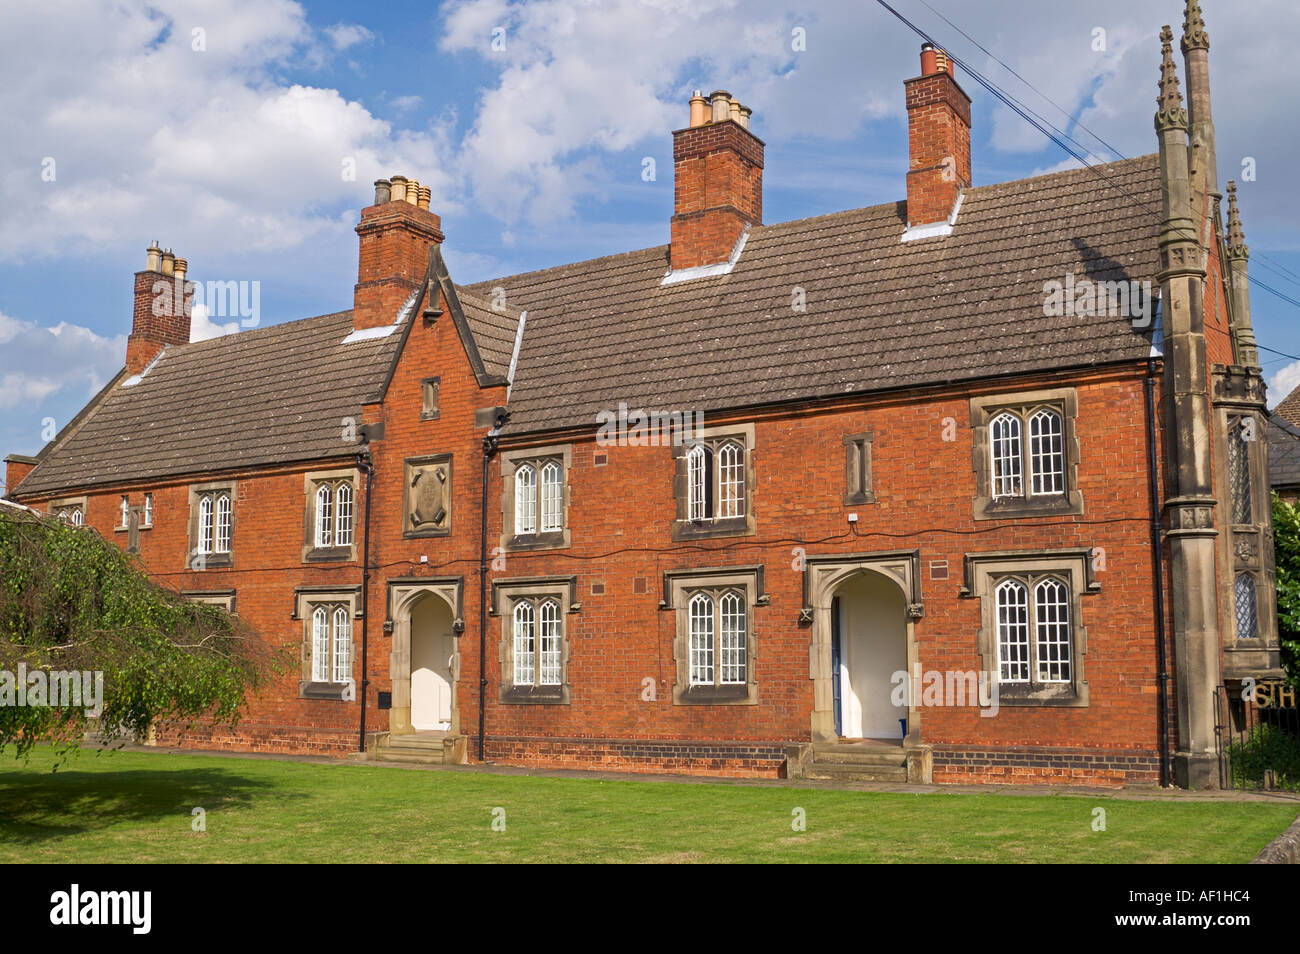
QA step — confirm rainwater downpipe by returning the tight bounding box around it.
[1145,358,1172,787]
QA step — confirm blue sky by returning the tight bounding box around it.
[2,0,1298,469]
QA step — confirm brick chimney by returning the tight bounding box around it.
[4,454,37,494]
[353,175,445,330]
[126,241,193,374]
[904,44,972,229]
[670,90,764,270]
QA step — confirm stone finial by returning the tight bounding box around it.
[1182,0,1209,53]
[1156,26,1188,129]
[1226,180,1248,258]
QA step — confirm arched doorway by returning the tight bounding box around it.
[831,571,908,739]
[387,579,463,738]
[410,594,455,731]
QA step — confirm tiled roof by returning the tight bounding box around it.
[1269,412,1300,490]
[454,288,518,380]
[463,155,1162,434]
[16,154,1163,495]
[1275,383,1300,429]
[17,310,402,495]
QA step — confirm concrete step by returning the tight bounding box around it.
[804,760,908,783]
[373,749,446,765]
[811,743,907,767]
[381,736,446,751]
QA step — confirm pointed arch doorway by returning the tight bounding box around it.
[801,551,931,782]
[387,579,463,738]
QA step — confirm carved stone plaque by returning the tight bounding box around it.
[404,454,452,537]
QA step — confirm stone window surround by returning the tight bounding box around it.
[660,565,767,706]
[498,443,573,553]
[671,422,757,542]
[187,481,236,569]
[490,576,579,705]
[48,496,88,527]
[110,495,153,535]
[292,585,361,702]
[959,549,1097,707]
[969,388,1083,521]
[843,431,875,505]
[402,453,452,539]
[302,467,361,564]
[421,375,441,421]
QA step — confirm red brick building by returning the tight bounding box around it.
[5,1,1283,788]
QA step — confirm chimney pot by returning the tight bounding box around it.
[405,179,420,205]
[374,179,391,205]
[728,99,742,124]
[689,90,708,128]
[160,250,175,277]
[390,175,408,203]
[174,257,187,283]
[418,186,431,211]
[145,242,162,272]
[710,90,731,123]
[738,105,752,130]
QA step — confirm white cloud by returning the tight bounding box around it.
[189,304,240,342]
[0,0,460,267]
[0,311,125,413]
[1269,360,1300,408]
[324,23,374,51]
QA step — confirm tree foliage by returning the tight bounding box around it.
[1271,493,1300,685]
[0,504,275,758]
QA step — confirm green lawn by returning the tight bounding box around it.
[0,748,1294,863]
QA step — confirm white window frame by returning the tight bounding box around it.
[142,493,153,528]
[687,439,747,521]
[514,464,537,535]
[308,601,354,686]
[119,495,130,529]
[993,573,1072,686]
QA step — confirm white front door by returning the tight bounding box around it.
[410,598,454,731]
[837,573,908,740]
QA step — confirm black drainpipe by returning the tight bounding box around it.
[1145,359,1172,787]
[478,430,499,761]
[358,451,374,754]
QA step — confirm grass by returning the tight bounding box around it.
[0,748,1295,863]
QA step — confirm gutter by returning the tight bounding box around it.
[1145,358,1172,787]
[357,451,375,754]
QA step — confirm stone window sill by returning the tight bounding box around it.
[300,681,352,701]
[671,516,751,542]
[304,547,353,563]
[499,684,570,705]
